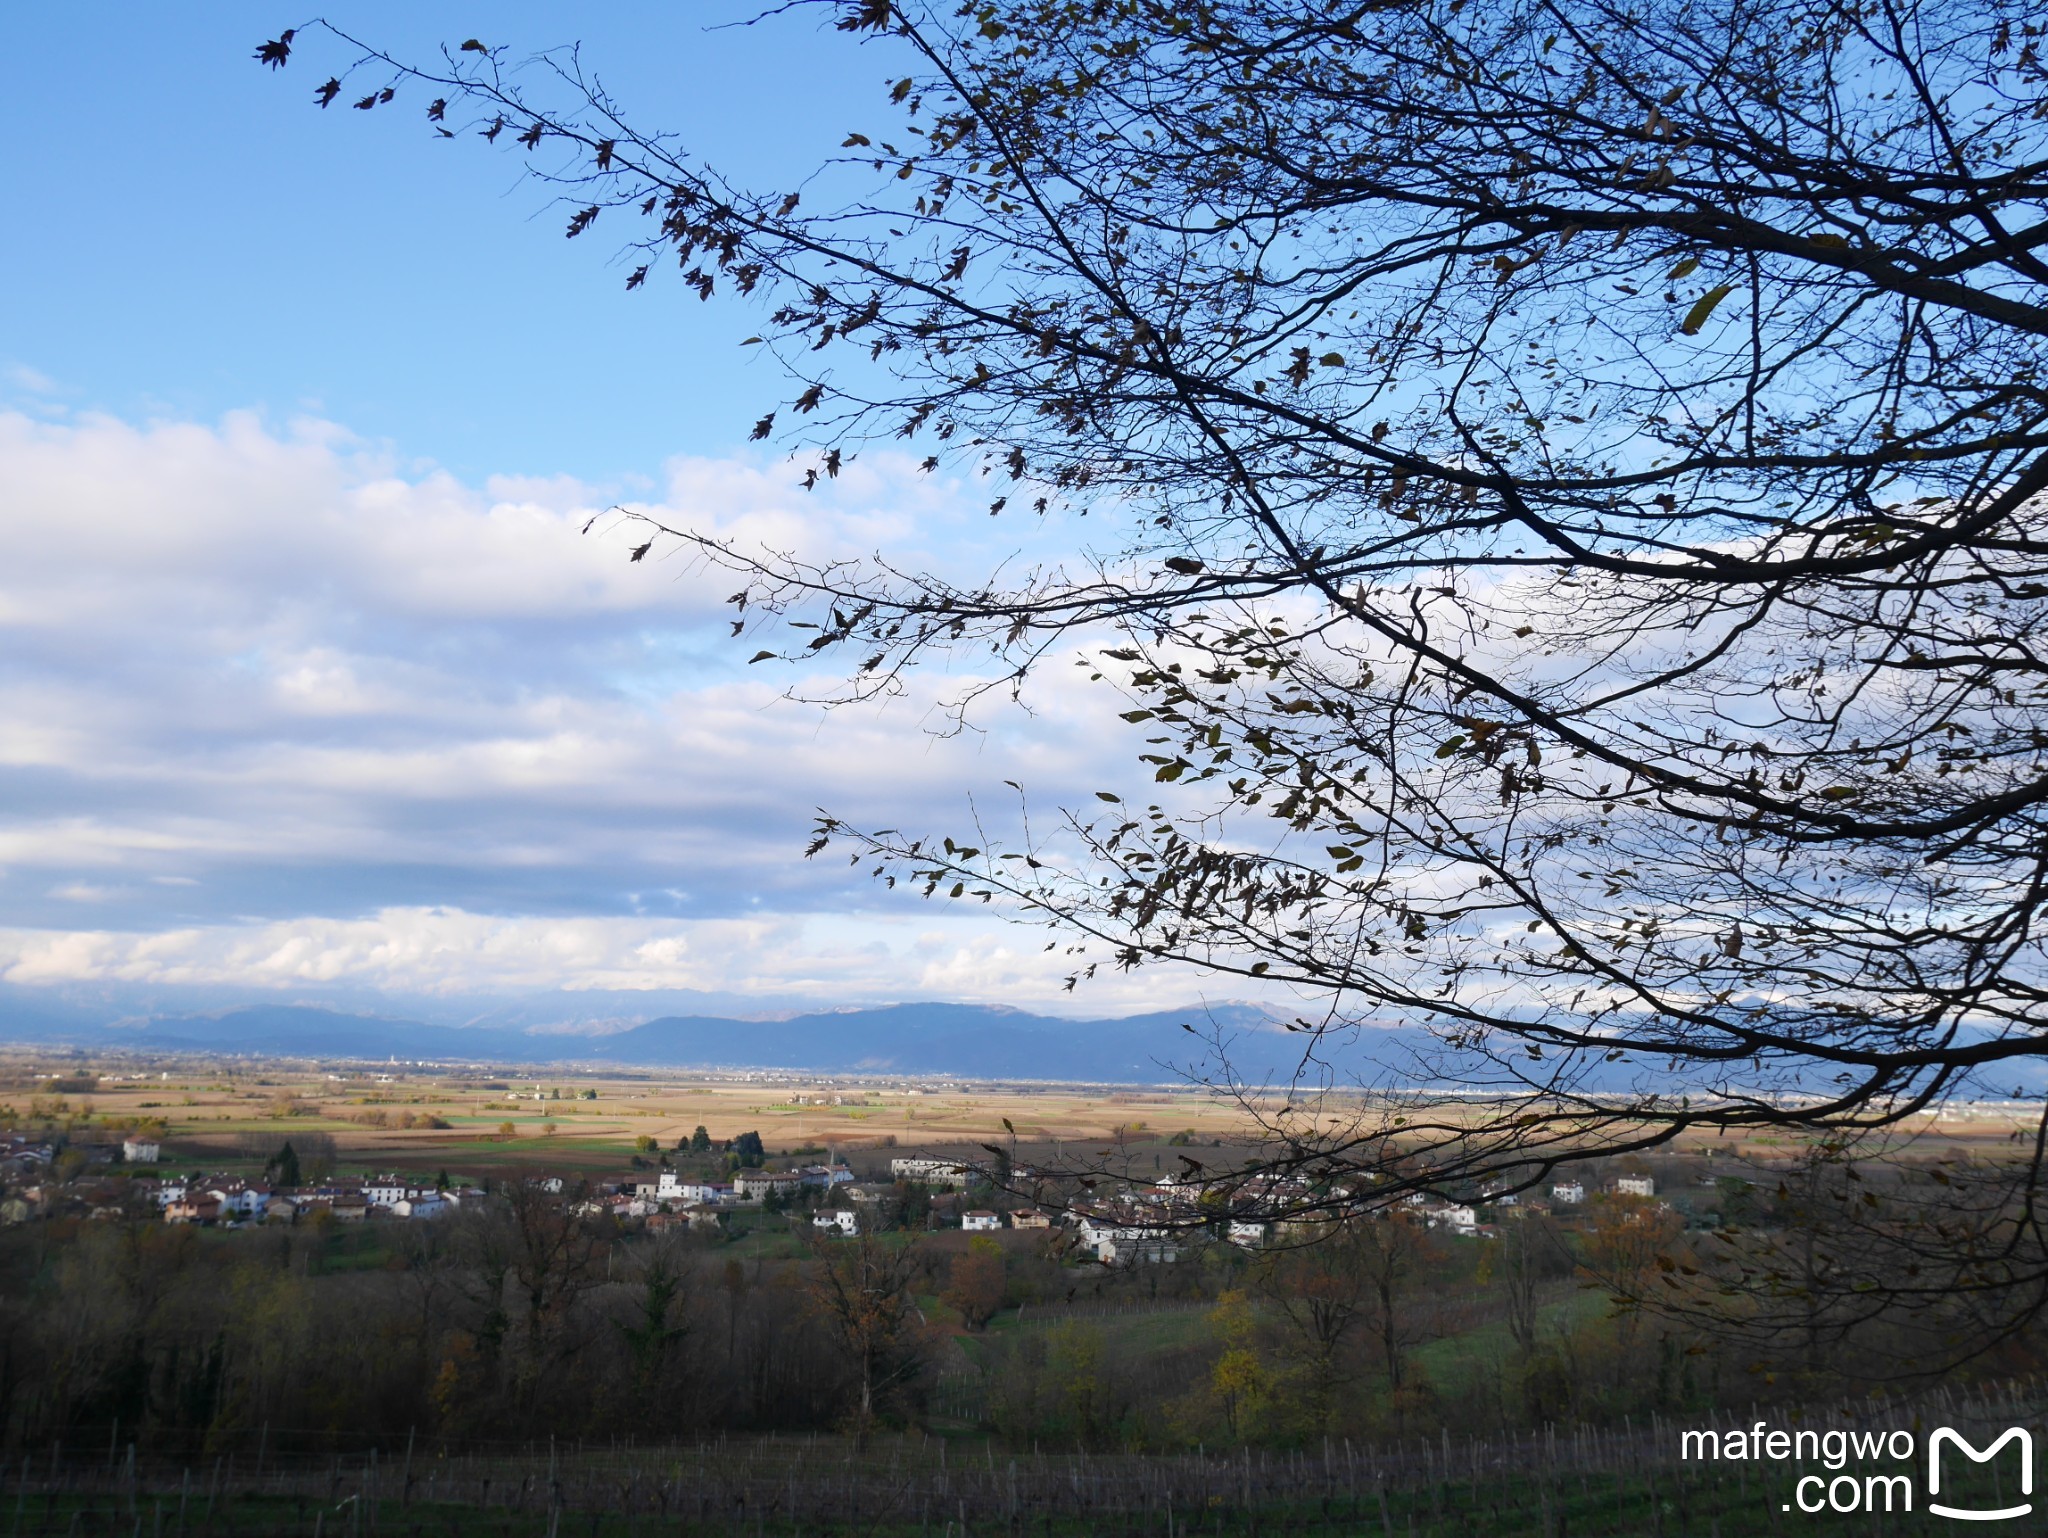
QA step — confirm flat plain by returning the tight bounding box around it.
[13,1052,2036,1179]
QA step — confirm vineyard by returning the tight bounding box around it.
[7,1381,2039,1538]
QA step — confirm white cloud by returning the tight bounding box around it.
[4,363,61,396]
[0,408,1165,1007]
[47,882,119,904]
[0,906,1188,1012]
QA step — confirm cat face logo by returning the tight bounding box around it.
[1927,1428,2032,1522]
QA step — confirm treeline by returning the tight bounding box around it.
[0,1195,856,1455]
[6,1167,2045,1462]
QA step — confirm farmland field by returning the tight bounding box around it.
[11,1051,2037,1181]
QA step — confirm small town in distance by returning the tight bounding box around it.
[2,1050,2037,1535]
[18,1051,1996,1244]
[7,1095,1660,1246]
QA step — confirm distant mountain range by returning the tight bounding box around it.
[0,985,1314,1084]
[5,981,2041,1095]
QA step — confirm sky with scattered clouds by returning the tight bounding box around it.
[0,6,1211,1014]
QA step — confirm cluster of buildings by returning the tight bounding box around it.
[2,1134,54,1169]
[1066,1206,1186,1265]
[0,1135,58,1224]
[1384,1174,1657,1236]
[589,1161,857,1229]
[962,1166,1671,1265]
[155,1174,483,1225]
[889,1156,973,1187]
[1,1133,174,1224]
[808,1199,1049,1239]
[1,1112,1675,1256]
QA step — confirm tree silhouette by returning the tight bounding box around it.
[264,0,2048,1334]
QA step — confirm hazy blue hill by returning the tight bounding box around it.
[0,993,1298,1084]
[454,986,820,1031]
[95,1006,499,1061]
[581,1000,1287,1081]
[8,987,2040,1094]
[0,984,111,1040]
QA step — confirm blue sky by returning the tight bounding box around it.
[2,4,883,481]
[0,7,1181,1014]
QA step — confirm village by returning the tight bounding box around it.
[3,1122,1681,1267]
[4,1073,2032,1538]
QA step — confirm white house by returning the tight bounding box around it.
[732,1169,804,1202]
[1227,1219,1271,1248]
[365,1178,450,1216]
[195,1187,266,1220]
[122,1138,160,1164]
[1072,1214,1180,1265]
[1550,1181,1585,1204]
[223,1187,272,1220]
[797,1163,855,1189]
[656,1177,720,1203]
[812,1208,859,1235]
[1615,1175,1656,1198]
[890,1157,971,1188]
[1427,1204,1478,1234]
[207,1182,272,1219]
[962,1210,1001,1232]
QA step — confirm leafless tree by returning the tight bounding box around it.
[615,1229,693,1405]
[1302,1211,1437,1392]
[453,1181,610,1420]
[1493,1212,1570,1356]
[802,1232,927,1439]
[1643,1132,2048,1382]
[1254,1215,1380,1431]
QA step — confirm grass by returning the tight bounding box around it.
[1408,1286,1610,1396]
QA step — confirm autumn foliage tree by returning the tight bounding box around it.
[942,1237,1007,1330]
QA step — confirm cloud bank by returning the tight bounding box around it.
[0,409,1163,1009]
